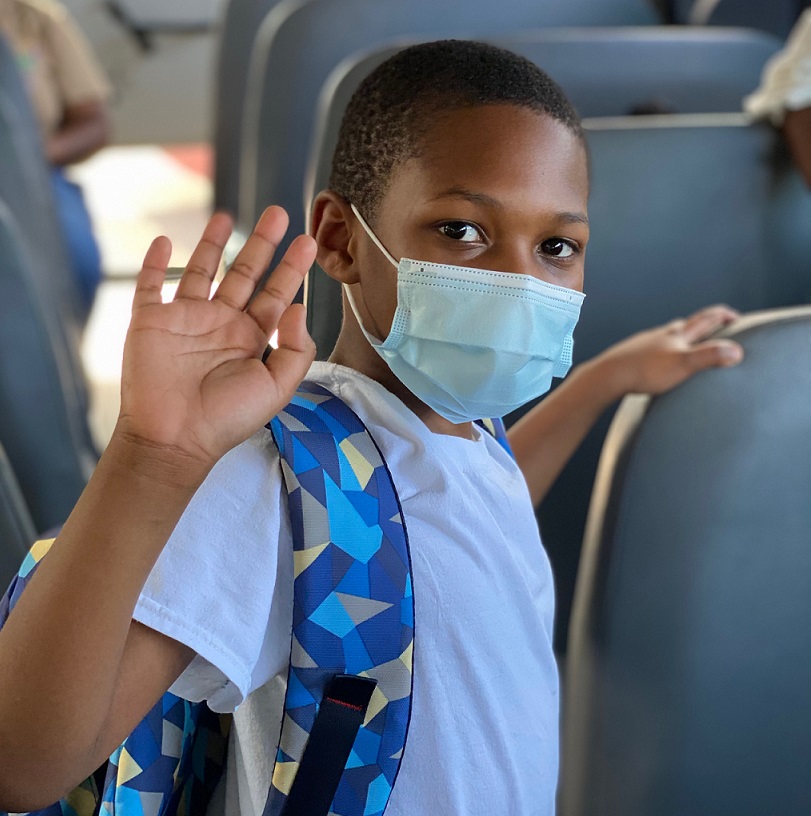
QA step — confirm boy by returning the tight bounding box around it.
[0,41,742,814]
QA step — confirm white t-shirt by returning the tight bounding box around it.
[134,362,559,815]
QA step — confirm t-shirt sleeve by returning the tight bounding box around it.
[744,9,811,124]
[133,428,294,713]
[42,2,111,107]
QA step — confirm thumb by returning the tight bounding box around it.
[686,340,744,373]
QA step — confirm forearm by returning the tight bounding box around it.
[783,107,811,188]
[46,103,110,166]
[0,431,207,800]
[508,358,623,506]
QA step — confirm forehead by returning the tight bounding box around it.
[382,104,588,219]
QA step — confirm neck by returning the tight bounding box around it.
[328,292,477,440]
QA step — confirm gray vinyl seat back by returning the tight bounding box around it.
[0,198,95,533]
[537,115,811,648]
[0,35,86,330]
[571,116,811,349]
[213,0,286,215]
[672,0,810,38]
[0,34,94,444]
[561,307,811,816]
[236,0,661,249]
[521,26,781,114]
[306,27,781,205]
[303,28,782,358]
[0,440,36,592]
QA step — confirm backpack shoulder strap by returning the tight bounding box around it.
[476,416,514,458]
[1,536,57,621]
[264,381,414,816]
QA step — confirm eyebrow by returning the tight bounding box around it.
[430,186,589,227]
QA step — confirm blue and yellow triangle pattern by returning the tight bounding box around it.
[0,388,509,816]
[98,693,228,816]
[0,548,229,816]
[263,383,415,816]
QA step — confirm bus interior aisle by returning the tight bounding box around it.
[74,143,213,448]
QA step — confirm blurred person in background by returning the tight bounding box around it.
[0,0,110,319]
[746,8,811,187]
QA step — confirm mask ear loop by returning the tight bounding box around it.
[341,203,398,345]
[350,204,400,269]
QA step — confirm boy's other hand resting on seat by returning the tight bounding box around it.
[509,304,743,506]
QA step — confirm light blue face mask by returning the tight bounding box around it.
[347,204,585,424]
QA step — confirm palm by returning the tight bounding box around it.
[118,208,317,468]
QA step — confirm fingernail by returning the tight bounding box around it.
[721,345,744,364]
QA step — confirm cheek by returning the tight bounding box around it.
[572,265,585,293]
[548,259,585,294]
[360,259,400,338]
[563,249,587,294]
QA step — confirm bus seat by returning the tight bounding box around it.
[561,306,811,816]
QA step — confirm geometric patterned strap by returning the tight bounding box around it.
[1,537,57,619]
[476,416,514,458]
[264,382,414,816]
[98,694,229,816]
[0,539,229,816]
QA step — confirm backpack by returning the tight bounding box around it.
[0,383,510,816]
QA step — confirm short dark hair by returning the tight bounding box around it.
[329,39,584,223]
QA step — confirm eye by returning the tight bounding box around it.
[540,238,577,259]
[439,221,482,243]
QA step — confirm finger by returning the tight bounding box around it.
[681,305,739,343]
[213,206,291,310]
[132,236,172,312]
[264,303,317,402]
[248,233,317,336]
[685,340,744,373]
[174,212,233,301]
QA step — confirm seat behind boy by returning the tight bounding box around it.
[0,384,511,816]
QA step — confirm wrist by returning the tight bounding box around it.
[104,425,215,496]
[571,353,632,408]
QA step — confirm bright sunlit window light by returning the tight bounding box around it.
[161,280,181,303]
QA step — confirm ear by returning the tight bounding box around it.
[310,191,360,284]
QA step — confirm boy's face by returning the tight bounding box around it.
[349,103,590,344]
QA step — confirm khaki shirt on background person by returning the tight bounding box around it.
[744,8,811,187]
[745,8,811,123]
[0,0,110,140]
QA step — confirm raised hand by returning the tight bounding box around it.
[594,304,744,399]
[117,206,317,471]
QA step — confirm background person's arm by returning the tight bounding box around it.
[39,0,112,165]
[744,9,811,183]
[46,99,110,166]
[783,107,811,187]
